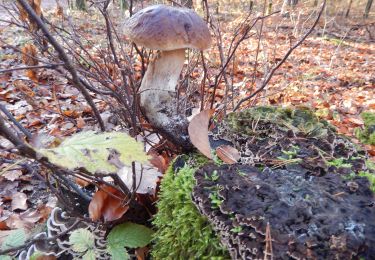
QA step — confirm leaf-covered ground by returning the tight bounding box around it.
[0,0,374,246]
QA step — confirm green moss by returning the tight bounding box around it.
[358,171,375,192]
[225,106,335,139]
[327,158,352,168]
[355,112,375,145]
[152,155,229,260]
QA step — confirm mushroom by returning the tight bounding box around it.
[123,4,211,149]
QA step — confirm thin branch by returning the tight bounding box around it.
[0,103,32,139]
[210,11,280,108]
[0,63,63,74]
[16,0,105,131]
[233,0,327,111]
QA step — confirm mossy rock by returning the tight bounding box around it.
[152,106,375,259]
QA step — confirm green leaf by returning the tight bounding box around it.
[1,229,26,251]
[38,131,149,174]
[30,252,44,260]
[106,245,130,260]
[82,249,96,260]
[69,228,95,253]
[107,222,154,249]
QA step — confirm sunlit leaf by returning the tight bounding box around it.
[38,131,150,174]
[188,109,215,159]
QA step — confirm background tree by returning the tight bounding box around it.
[365,0,373,18]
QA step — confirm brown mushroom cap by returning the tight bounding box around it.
[123,5,211,51]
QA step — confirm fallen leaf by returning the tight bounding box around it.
[11,192,28,211]
[75,177,90,187]
[364,145,375,156]
[216,145,241,164]
[2,169,23,182]
[136,246,149,260]
[347,117,364,126]
[148,151,169,173]
[5,214,34,230]
[19,209,41,223]
[76,117,85,128]
[89,186,129,222]
[188,109,215,159]
[118,163,162,195]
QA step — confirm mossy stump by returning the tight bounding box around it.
[152,106,375,259]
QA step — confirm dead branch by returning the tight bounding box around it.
[0,63,63,74]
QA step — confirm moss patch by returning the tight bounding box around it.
[152,155,230,259]
[355,112,375,145]
[359,171,375,192]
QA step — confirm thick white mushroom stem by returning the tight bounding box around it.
[139,49,193,149]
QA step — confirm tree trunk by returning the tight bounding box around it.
[346,0,353,17]
[120,0,128,11]
[76,0,86,10]
[364,0,373,18]
[267,1,273,15]
[183,0,194,8]
[249,0,254,12]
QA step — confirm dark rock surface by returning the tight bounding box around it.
[193,163,375,259]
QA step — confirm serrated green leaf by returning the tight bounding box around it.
[1,229,26,251]
[38,131,149,174]
[69,228,95,253]
[107,222,154,249]
[82,249,96,260]
[106,245,130,260]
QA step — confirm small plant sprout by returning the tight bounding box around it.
[230,226,243,233]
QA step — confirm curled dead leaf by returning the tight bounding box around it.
[21,44,39,81]
[216,145,241,164]
[89,186,129,222]
[188,109,215,159]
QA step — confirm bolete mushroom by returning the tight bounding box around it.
[123,4,211,149]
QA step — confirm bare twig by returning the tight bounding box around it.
[16,0,105,130]
[233,0,327,111]
[0,103,32,139]
[210,11,280,109]
[0,63,63,74]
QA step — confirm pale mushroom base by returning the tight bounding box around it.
[139,49,193,149]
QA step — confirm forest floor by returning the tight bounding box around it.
[0,0,374,247]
